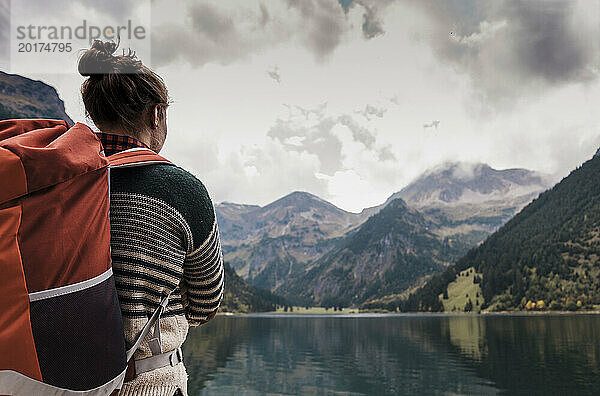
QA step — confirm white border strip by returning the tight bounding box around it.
[29,268,113,302]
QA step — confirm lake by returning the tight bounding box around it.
[182,314,600,395]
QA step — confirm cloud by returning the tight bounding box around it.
[267,104,342,175]
[11,0,140,21]
[337,114,377,148]
[259,3,270,26]
[267,103,391,176]
[188,2,235,42]
[151,0,392,68]
[355,104,386,120]
[408,0,600,103]
[450,162,480,181]
[360,3,385,39]
[162,121,329,206]
[451,20,507,48]
[164,101,400,211]
[267,66,281,83]
[501,1,598,83]
[78,0,140,20]
[423,120,440,129]
[152,2,273,67]
[152,0,345,67]
[285,0,347,60]
[339,0,393,38]
[209,142,330,206]
[377,145,396,162]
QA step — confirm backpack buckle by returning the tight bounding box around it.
[169,347,183,366]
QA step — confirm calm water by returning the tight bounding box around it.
[182,314,600,395]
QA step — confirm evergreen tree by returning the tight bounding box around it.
[464,299,473,312]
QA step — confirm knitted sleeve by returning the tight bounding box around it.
[170,168,224,326]
[181,219,224,325]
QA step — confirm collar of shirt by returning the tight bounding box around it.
[96,132,149,156]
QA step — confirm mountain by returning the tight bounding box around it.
[217,163,550,306]
[218,163,549,258]
[276,199,466,307]
[216,191,368,291]
[218,191,364,244]
[406,152,600,312]
[215,202,261,242]
[387,162,552,242]
[220,262,288,313]
[0,72,73,124]
[393,162,550,208]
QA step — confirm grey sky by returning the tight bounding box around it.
[10,0,600,211]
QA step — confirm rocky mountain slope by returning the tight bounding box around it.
[406,152,600,312]
[0,71,73,124]
[276,199,467,306]
[216,191,368,291]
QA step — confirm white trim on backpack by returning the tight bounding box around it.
[28,268,113,302]
[0,367,126,396]
[109,160,171,169]
[118,147,150,153]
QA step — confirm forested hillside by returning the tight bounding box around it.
[220,262,288,313]
[406,153,600,312]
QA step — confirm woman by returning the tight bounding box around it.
[78,40,224,396]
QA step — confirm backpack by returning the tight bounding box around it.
[0,119,176,395]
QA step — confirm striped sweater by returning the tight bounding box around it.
[109,162,224,396]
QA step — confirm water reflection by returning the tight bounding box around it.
[181,314,600,395]
[474,315,600,395]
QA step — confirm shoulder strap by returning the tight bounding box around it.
[108,147,175,363]
[108,147,173,168]
[107,147,173,361]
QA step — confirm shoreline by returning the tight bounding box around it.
[217,309,600,317]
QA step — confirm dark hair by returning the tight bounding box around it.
[79,40,169,135]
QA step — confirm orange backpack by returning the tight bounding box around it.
[0,119,172,395]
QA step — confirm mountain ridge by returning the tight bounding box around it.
[0,71,73,124]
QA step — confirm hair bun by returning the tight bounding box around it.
[78,40,119,76]
[79,39,143,76]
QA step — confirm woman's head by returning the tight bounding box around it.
[79,40,169,152]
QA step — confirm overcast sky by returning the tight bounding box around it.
[7,0,600,212]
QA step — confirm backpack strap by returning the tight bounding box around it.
[124,294,181,382]
[108,148,180,380]
[134,347,183,376]
[125,294,170,362]
[107,147,173,168]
